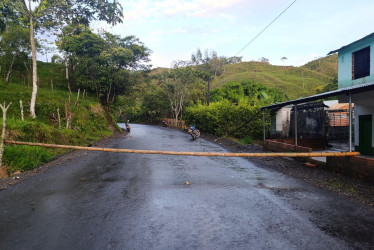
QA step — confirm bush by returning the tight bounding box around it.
[185,99,269,139]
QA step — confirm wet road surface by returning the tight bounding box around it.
[0,124,374,250]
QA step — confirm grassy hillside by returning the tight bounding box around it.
[212,60,334,100]
[149,55,338,101]
[302,54,338,78]
[0,62,115,175]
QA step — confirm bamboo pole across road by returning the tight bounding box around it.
[4,140,360,158]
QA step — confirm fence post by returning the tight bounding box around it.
[20,100,24,121]
[0,102,12,167]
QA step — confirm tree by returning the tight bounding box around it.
[0,2,20,33]
[158,62,196,125]
[281,56,287,68]
[191,48,203,65]
[0,24,31,83]
[51,54,63,64]
[258,57,269,63]
[3,0,123,118]
[227,56,242,64]
[57,26,150,104]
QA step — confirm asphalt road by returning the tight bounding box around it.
[0,124,373,250]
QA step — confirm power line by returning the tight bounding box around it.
[234,0,298,57]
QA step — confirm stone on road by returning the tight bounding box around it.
[0,124,373,250]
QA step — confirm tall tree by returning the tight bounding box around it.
[158,62,196,125]
[3,0,123,118]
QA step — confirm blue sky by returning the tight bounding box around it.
[93,0,374,68]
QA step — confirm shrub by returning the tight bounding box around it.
[185,99,268,139]
[240,136,253,145]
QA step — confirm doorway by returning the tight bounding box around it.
[359,115,372,155]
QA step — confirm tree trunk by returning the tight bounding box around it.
[64,53,69,80]
[0,102,12,167]
[57,108,61,129]
[29,3,38,119]
[75,89,80,107]
[107,82,112,104]
[5,54,15,83]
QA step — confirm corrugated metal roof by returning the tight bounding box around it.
[327,32,374,55]
[261,81,374,110]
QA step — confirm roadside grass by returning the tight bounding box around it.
[240,136,253,145]
[0,76,112,174]
[3,145,55,172]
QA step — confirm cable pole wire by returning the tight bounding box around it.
[234,0,298,57]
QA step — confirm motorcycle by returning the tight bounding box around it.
[125,121,131,132]
[161,120,168,127]
[187,125,200,139]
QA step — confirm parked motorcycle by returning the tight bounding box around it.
[187,125,200,139]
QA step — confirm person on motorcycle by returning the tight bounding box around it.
[187,125,200,139]
[125,120,131,132]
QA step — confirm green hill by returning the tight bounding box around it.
[302,54,338,78]
[149,55,338,101]
[212,58,336,100]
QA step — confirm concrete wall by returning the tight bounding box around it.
[337,39,374,88]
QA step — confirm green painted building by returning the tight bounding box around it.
[329,33,374,155]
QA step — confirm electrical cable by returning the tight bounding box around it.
[234,0,298,57]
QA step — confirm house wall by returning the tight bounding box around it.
[337,39,374,88]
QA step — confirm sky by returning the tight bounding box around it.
[93,0,374,69]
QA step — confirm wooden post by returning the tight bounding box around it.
[0,102,12,167]
[82,89,86,99]
[20,100,24,121]
[57,108,61,129]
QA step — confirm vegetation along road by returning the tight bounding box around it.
[0,124,373,250]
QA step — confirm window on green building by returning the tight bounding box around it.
[352,46,370,80]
